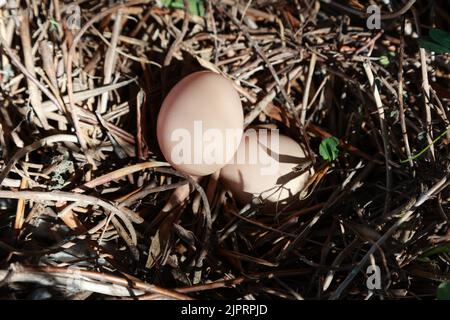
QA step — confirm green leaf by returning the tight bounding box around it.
[190,0,205,16]
[416,256,431,263]
[421,242,450,258]
[319,137,340,162]
[418,37,450,54]
[429,28,450,49]
[437,282,450,300]
[160,0,205,16]
[49,17,59,30]
[379,55,389,66]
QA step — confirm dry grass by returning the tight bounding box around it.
[0,0,449,300]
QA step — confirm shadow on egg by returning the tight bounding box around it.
[220,131,314,214]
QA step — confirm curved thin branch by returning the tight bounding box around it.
[0,134,78,187]
[163,0,190,67]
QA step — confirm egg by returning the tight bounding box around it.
[157,71,244,176]
[220,129,313,210]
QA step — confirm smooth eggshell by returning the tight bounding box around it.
[157,71,244,176]
[220,130,313,210]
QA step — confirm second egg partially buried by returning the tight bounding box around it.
[220,129,314,212]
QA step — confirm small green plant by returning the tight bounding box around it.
[418,28,450,54]
[400,127,450,163]
[379,55,390,66]
[416,243,450,265]
[160,0,205,16]
[319,136,340,162]
[437,282,450,300]
[49,17,59,30]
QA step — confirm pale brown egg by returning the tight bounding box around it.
[220,129,313,211]
[157,71,244,176]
